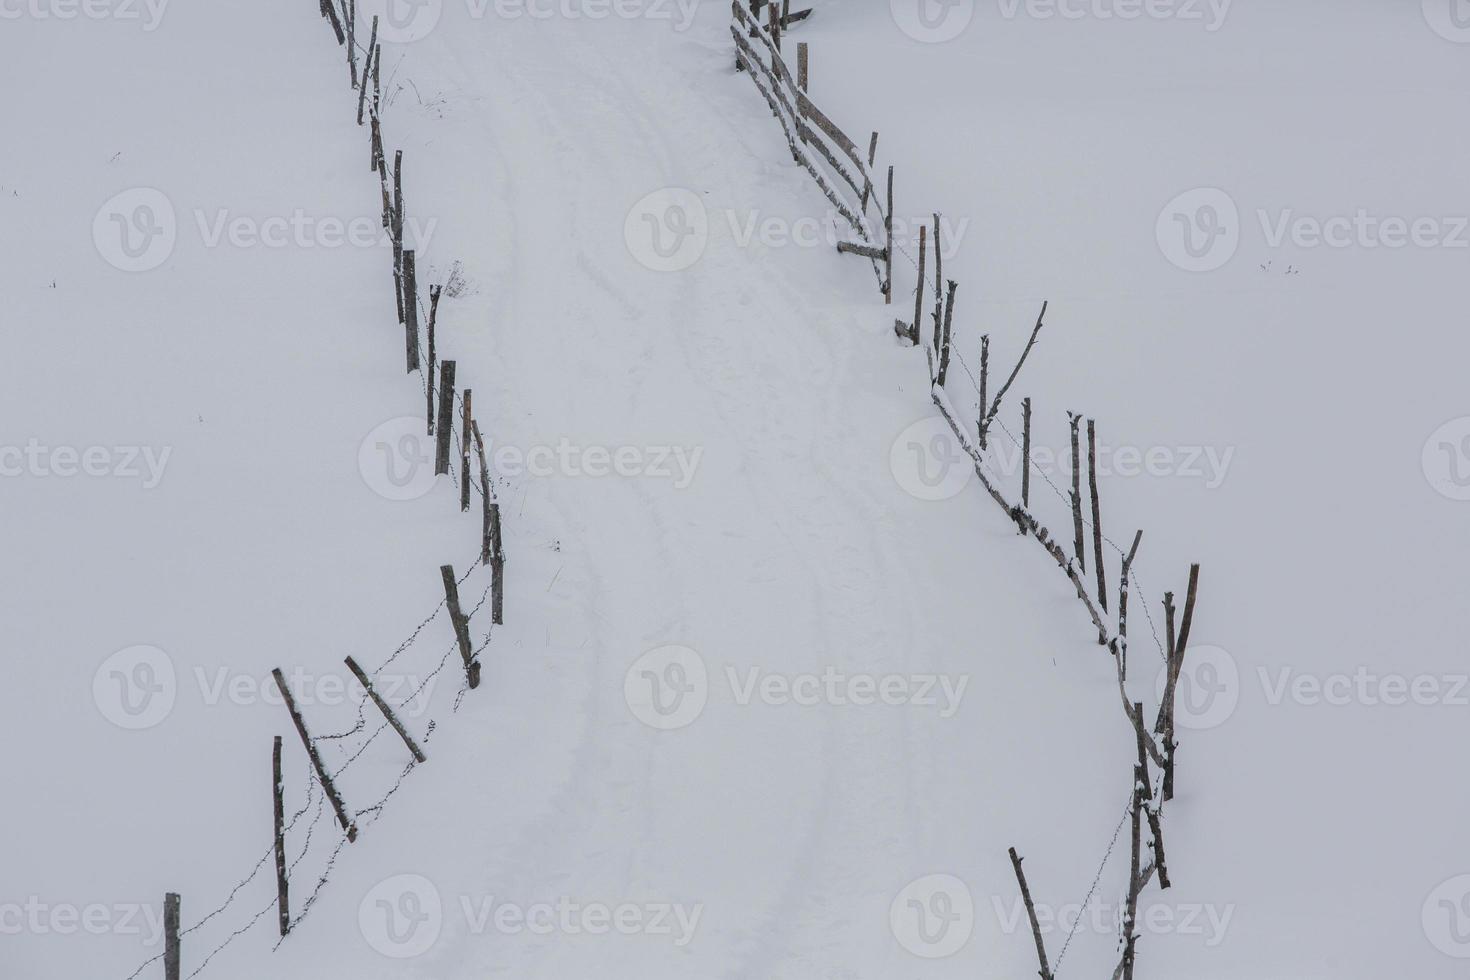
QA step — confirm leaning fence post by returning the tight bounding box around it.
[273,737,289,937]
[426,285,440,435]
[392,151,404,323]
[860,132,879,212]
[1068,412,1086,573]
[460,390,473,512]
[163,892,180,980]
[273,668,357,842]
[344,656,427,763]
[357,15,378,125]
[441,565,480,689]
[1007,848,1053,980]
[434,360,456,475]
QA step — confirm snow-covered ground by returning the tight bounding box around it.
[3,2,1467,979]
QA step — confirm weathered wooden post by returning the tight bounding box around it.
[357,16,378,125]
[163,893,180,980]
[392,151,405,323]
[938,280,956,387]
[402,250,421,373]
[912,224,926,345]
[273,736,289,937]
[860,132,879,212]
[884,166,894,305]
[344,656,427,763]
[460,390,473,512]
[932,214,943,344]
[797,42,808,91]
[1088,418,1106,615]
[1068,412,1085,573]
[977,335,989,449]
[472,421,505,626]
[434,360,456,475]
[1021,397,1032,508]
[321,0,344,44]
[346,0,357,89]
[273,669,357,842]
[1007,848,1053,980]
[441,565,480,689]
[426,285,440,435]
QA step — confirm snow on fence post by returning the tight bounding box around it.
[163,892,180,980]
[460,390,473,512]
[440,565,480,689]
[344,656,428,763]
[434,360,456,475]
[273,668,358,842]
[272,736,289,937]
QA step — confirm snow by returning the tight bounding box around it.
[3,2,1467,979]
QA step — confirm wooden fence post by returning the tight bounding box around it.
[912,224,926,345]
[272,669,357,842]
[163,892,180,980]
[1068,412,1085,573]
[883,166,894,305]
[460,390,473,512]
[402,250,421,373]
[1088,418,1106,615]
[357,16,378,125]
[434,360,456,475]
[938,280,956,387]
[441,565,480,689]
[797,42,808,91]
[932,214,943,344]
[392,151,404,324]
[273,736,289,937]
[1021,397,1032,508]
[344,656,427,763]
[426,285,440,435]
[321,0,344,44]
[1007,849,1053,980]
[472,421,505,626]
[977,335,989,449]
[346,0,357,89]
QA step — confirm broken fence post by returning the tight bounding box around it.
[434,360,456,475]
[272,668,357,842]
[441,564,480,688]
[344,656,427,763]
[273,735,289,938]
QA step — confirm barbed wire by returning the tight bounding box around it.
[1053,795,1133,974]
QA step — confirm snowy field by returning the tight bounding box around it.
[2,1,1468,979]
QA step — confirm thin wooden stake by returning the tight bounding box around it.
[472,421,506,625]
[1068,412,1085,573]
[932,214,943,345]
[981,301,1047,438]
[344,656,427,763]
[272,737,289,937]
[1021,397,1032,508]
[392,151,404,323]
[938,280,956,387]
[977,335,989,449]
[912,224,926,346]
[441,565,480,688]
[860,131,879,212]
[1088,418,1107,616]
[434,360,456,475]
[472,421,494,565]
[273,669,357,841]
[164,893,180,980]
[1122,704,1145,980]
[346,0,357,89]
[1007,848,1054,980]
